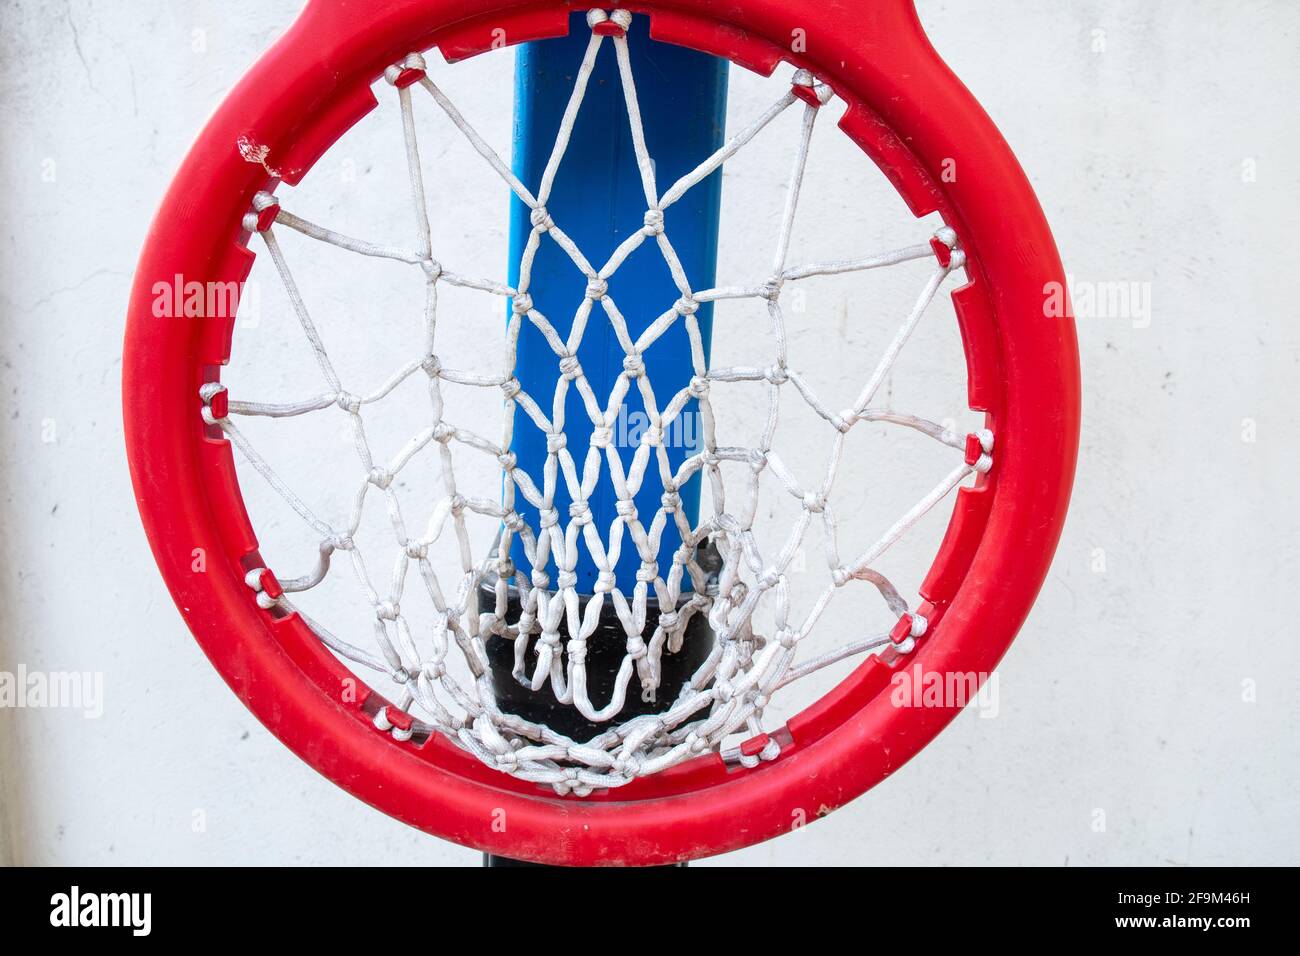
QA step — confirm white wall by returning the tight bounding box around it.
[0,0,1296,866]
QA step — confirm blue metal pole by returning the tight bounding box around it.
[508,12,728,594]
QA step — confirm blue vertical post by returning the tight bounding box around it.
[508,12,728,593]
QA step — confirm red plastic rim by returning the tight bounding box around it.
[124,0,1079,865]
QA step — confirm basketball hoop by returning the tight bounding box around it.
[125,0,1079,865]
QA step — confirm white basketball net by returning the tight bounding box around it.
[205,9,992,795]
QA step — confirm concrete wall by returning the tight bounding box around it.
[0,0,1295,865]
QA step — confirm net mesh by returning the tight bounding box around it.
[204,9,991,795]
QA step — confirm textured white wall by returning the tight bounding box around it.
[0,0,1296,866]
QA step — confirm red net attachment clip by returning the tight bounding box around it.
[199,383,228,425]
[243,191,280,233]
[244,567,284,610]
[727,730,779,769]
[257,569,283,601]
[791,69,831,109]
[588,9,633,37]
[384,53,427,90]
[373,705,416,742]
[889,612,928,654]
[930,226,963,270]
[964,429,994,473]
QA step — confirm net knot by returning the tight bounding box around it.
[558,355,582,380]
[585,277,609,299]
[511,293,533,315]
[331,534,355,552]
[777,626,798,649]
[374,600,399,621]
[658,610,680,631]
[565,638,586,663]
[501,510,524,533]
[640,424,663,447]
[637,561,659,584]
[660,491,681,512]
[422,661,445,681]
[612,756,641,776]
[590,425,613,448]
[335,390,361,413]
[674,296,699,316]
[622,354,645,377]
[494,554,516,578]
[405,541,428,560]
[368,467,393,490]
[561,768,585,793]
[802,491,826,514]
[500,377,521,400]
[529,206,554,232]
[421,354,442,377]
[625,635,647,660]
[430,422,455,444]
[595,570,617,593]
[642,208,665,234]
[831,566,850,587]
[686,732,707,754]
[494,750,518,770]
[614,498,637,520]
[688,375,710,398]
[449,494,467,515]
[420,259,443,282]
[539,507,560,529]
[546,432,567,453]
[497,451,517,471]
[761,277,784,300]
[568,501,591,524]
[760,568,782,590]
[765,364,789,385]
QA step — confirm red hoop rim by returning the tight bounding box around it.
[124,0,1079,865]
